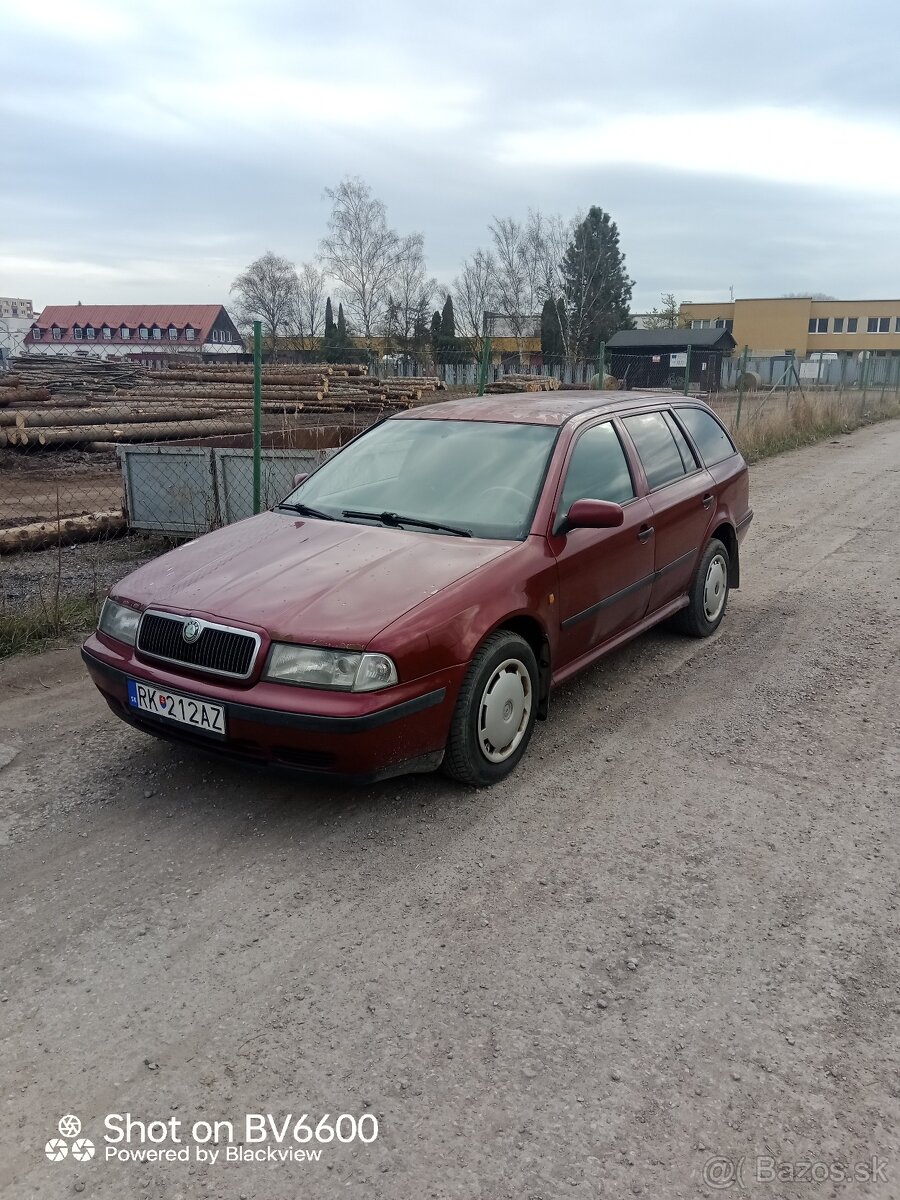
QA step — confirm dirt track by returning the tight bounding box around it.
[1,421,898,1199]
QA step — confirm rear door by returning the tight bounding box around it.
[550,420,655,666]
[619,410,714,612]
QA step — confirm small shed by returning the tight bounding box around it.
[606,328,735,391]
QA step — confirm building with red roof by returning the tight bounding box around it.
[24,304,243,360]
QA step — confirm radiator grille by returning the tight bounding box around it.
[137,612,258,678]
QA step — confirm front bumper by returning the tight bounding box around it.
[82,635,464,782]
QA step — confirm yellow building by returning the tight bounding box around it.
[680,297,900,358]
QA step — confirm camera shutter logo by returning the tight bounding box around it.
[182,618,202,644]
[45,1115,93,1164]
[58,1115,81,1139]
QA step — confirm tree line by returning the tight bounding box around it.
[230,176,638,361]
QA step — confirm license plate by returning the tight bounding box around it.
[127,679,226,737]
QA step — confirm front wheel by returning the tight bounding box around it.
[443,631,538,786]
[672,538,730,637]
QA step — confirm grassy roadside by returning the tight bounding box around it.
[0,593,103,658]
[2,399,898,658]
[0,534,165,658]
[726,392,900,462]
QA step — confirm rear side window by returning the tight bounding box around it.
[622,412,687,490]
[559,422,635,514]
[677,407,737,466]
[662,411,698,472]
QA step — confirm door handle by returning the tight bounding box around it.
[702,492,714,509]
[638,524,654,543]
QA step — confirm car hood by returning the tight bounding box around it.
[115,510,515,648]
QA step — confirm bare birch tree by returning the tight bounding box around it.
[489,217,534,345]
[230,251,298,350]
[523,210,573,357]
[452,249,498,357]
[292,262,327,349]
[488,211,573,353]
[319,177,406,343]
[385,234,435,356]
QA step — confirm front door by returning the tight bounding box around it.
[551,421,656,667]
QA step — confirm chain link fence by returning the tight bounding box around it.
[2,338,899,652]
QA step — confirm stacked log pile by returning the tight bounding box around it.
[484,375,561,394]
[2,362,449,449]
[0,372,53,414]
[8,356,144,394]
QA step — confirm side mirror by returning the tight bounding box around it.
[292,472,309,488]
[563,498,625,531]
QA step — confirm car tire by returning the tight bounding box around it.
[443,631,539,786]
[672,538,730,638]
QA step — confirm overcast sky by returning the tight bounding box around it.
[3,0,899,313]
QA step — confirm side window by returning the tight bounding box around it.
[662,411,698,472]
[559,422,635,515]
[676,407,737,466]
[622,412,688,490]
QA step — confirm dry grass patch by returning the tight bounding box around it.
[730,392,900,462]
[0,592,103,658]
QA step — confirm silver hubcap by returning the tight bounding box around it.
[478,658,532,763]
[704,554,728,621]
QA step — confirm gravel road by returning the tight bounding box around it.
[1,421,898,1200]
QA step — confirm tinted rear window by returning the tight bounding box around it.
[677,407,737,466]
[622,412,687,490]
[663,411,698,472]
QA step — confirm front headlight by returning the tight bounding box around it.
[264,644,398,692]
[98,598,141,646]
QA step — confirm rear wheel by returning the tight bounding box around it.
[672,538,730,637]
[443,631,538,786]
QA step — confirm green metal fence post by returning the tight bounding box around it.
[785,351,794,410]
[252,320,262,515]
[735,345,749,430]
[682,344,692,395]
[477,335,492,396]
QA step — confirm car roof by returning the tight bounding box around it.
[394,390,709,427]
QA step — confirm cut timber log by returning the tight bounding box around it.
[13,406,229,428]
[484,375,561,393]
[0,388,53,406]
[160,370,334,385]
[120,388,325,402]
[0,510,126,555]
[11,418,252,447]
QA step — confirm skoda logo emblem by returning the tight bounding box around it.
[182,618,202,644]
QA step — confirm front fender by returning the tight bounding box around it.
[368,537,559,684]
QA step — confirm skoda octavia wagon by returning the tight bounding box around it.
[83,391,752,785]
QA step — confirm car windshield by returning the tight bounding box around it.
[282,418,558,540]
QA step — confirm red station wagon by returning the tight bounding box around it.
[83,392,752,785]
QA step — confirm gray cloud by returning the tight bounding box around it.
[3,0,899,310]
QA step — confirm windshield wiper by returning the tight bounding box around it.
[278,502,335,521]
[341,509,472,537]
